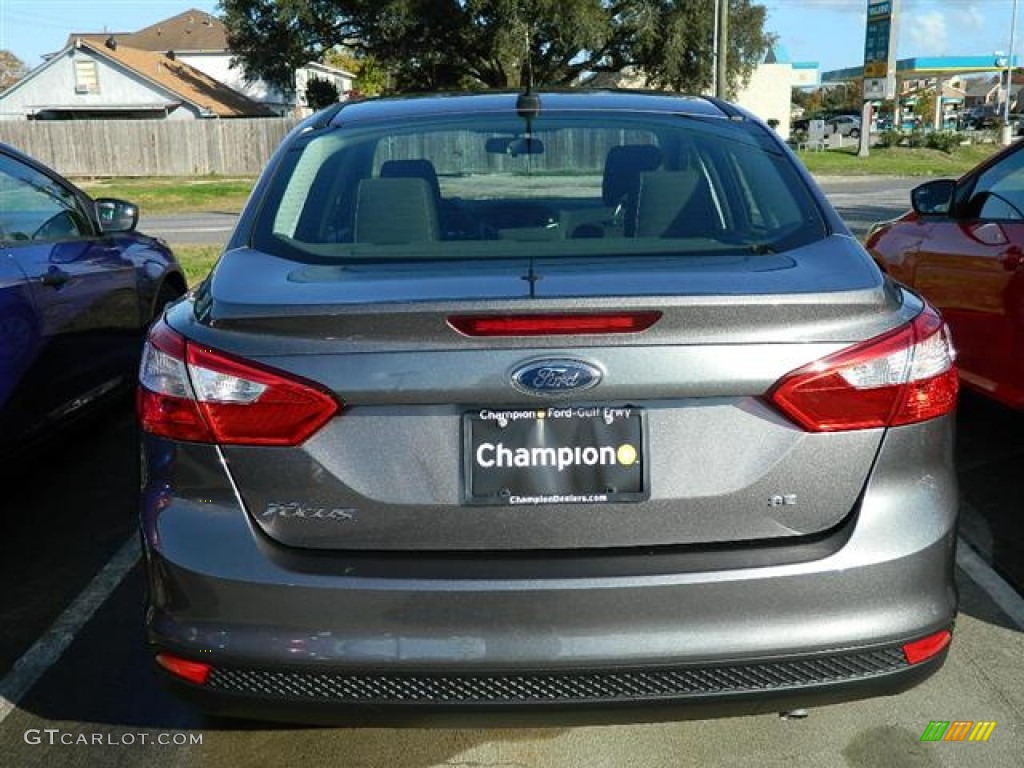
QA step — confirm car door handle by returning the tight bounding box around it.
[40,267,71,287]
[999,251,1024,271]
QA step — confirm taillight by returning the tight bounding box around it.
[768,307,958,432]
[137,322,339,446]
[155,652,211,685]
[902,630,952,665]
[448,311,661,336]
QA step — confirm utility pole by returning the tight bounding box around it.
[711,0,719,96]
[1002,0,1019,146]
[715,0,728,99]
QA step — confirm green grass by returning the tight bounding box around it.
[796,144,1002,177]
[75,176,256,215]
[172,244,222,286]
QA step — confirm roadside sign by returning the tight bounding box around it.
[863,0,900,101]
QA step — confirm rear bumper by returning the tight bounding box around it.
[141,419,958,723]
[156,643,949,726]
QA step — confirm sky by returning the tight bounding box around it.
[1,0,1023,77]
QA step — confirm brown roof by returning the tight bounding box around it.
[83,41,273,117]
[64,32,133,50]
[120,9,228,52]
[64,10,228,55]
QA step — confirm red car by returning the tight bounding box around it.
[866,142,1024,410]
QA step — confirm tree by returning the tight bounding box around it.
[306,76,340,109]
[820,81,862,114]
[324,49,390,96]
[219,1,774,97]
[0,50,27,92]
[911,88,937,129]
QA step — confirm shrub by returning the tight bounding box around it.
[305,77,340,111]
[876,130,903,148]
[904,129,926,149]
[924,131,963,153]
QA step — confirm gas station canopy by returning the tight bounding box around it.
[823,55,1019,83]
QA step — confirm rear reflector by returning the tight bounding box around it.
[768,306,958,432]
[138,321,339,446]
[155,653,211,686]
[448,311,661,336]
[902,630,952,665]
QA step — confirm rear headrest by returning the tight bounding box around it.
[354,177,440,244]
[380,159,442,200]
[633,170,702,238]
[602,145,663,206]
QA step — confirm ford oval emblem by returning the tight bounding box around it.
[511,359,603,397]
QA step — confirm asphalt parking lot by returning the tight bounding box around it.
[2,182,1023,766]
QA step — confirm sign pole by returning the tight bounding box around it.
[860,0,901,157]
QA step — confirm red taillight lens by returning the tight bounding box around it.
[137,322,339,446]
[902,630,952,665]
[768,307,958,432]
[448,311,661,336]
[137,323,213,442]
[155,652,211,685]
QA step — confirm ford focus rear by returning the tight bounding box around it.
[138,91,958,724]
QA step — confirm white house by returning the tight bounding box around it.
[61,9,292,114]
[0,38,275,120]
[294,62,357,116]
[61,9,354,116]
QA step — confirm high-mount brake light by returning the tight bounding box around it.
[448,311,661,336]
[137,322,340,446]
[768,307,958,432]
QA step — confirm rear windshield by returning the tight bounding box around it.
[251,110,827,263]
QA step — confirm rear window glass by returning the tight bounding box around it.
[252,110,826,262]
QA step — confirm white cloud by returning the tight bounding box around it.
[952,5,985,34]
[906,10,948,56]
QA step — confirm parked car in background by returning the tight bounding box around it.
[793,110,856,135]
[867,138,1024,410]
[0,142,185,454]
[963,105,999,130]
[139,90,958,724]
[825,114,861,138]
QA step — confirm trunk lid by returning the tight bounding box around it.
[181,237,911,551]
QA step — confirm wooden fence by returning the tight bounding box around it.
[0,118,298,177]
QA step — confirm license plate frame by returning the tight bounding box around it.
[463,406,647,506]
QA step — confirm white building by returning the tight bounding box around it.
[49,8,353,117]
[0,38,274,120]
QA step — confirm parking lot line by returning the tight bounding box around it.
[956,537,1024,629]
[0,535,140,725]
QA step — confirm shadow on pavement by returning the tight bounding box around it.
[954,391,1024,602]
[0,402,140,675]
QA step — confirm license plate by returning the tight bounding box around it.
[464,406,646,505]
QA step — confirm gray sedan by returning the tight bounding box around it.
[137,90,958,725]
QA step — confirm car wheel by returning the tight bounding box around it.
[849,128,860,139]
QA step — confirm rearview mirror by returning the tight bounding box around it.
[484,136,545,156]
[911,180,955,216]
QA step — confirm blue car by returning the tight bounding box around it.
[0,142,185,453]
